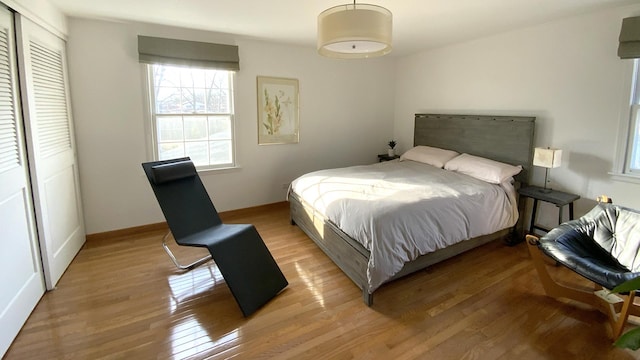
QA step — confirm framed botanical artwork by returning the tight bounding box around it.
[257,76,299,145]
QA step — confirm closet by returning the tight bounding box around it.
[0,4,84,356]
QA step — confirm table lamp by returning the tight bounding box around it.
[533,147,562,193]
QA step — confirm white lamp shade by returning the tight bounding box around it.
[318,3,392,59]
[533,147,562,168]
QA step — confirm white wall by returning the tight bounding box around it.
[394,4,640,220]
[66,18,395,234]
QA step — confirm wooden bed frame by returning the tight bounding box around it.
[289,114,536,305]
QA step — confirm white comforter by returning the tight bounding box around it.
[290,160,519,293]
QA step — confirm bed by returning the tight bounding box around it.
[289,114,535,305]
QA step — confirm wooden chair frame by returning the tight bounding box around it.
[526,234,640,339]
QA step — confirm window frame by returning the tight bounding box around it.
[612,59,640,181]
[627,103,640,174]
[145,64,237,171]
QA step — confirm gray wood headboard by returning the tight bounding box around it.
[414,114,536,184]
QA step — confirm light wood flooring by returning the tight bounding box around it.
[5,202,639,359]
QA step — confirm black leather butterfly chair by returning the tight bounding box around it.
[526,202,640,339]
[142,157,288,317]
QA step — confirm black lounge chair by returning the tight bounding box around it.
[526,201,640,339]
[142,157,288,316]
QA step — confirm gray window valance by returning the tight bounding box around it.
[618,16,640,59]
[138,35,239,71]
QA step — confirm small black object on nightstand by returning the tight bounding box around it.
[518,185,580,236]
[378,154,400,162]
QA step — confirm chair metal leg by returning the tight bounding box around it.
[162,231,212,271]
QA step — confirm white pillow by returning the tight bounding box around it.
[444,153,522,184]
[400,146,459,168]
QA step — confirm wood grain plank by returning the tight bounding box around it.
[4,202,637,359]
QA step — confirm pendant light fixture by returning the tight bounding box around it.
[317,1,392,59]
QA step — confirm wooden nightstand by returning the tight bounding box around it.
[378,154,400,162]
[517,186,580,235]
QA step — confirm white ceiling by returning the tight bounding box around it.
[49,0,636,56]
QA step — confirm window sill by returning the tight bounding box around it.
[198,165,242,175]
[608,172,640,184]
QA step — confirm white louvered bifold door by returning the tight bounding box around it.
[16,15,85,289]
[0,6,45,357]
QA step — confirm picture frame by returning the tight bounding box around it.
[257,76,299,145]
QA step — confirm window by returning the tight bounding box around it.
[620,60,640,177]
[625,59,640,174]
[148,64,235,169]
[614,16,640,178]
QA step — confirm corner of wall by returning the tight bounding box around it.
[4,0,68,38]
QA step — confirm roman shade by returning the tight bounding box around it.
[137,35,239,71]
[618,16,640,59]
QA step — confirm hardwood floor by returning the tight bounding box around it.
[5,202,639,359]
